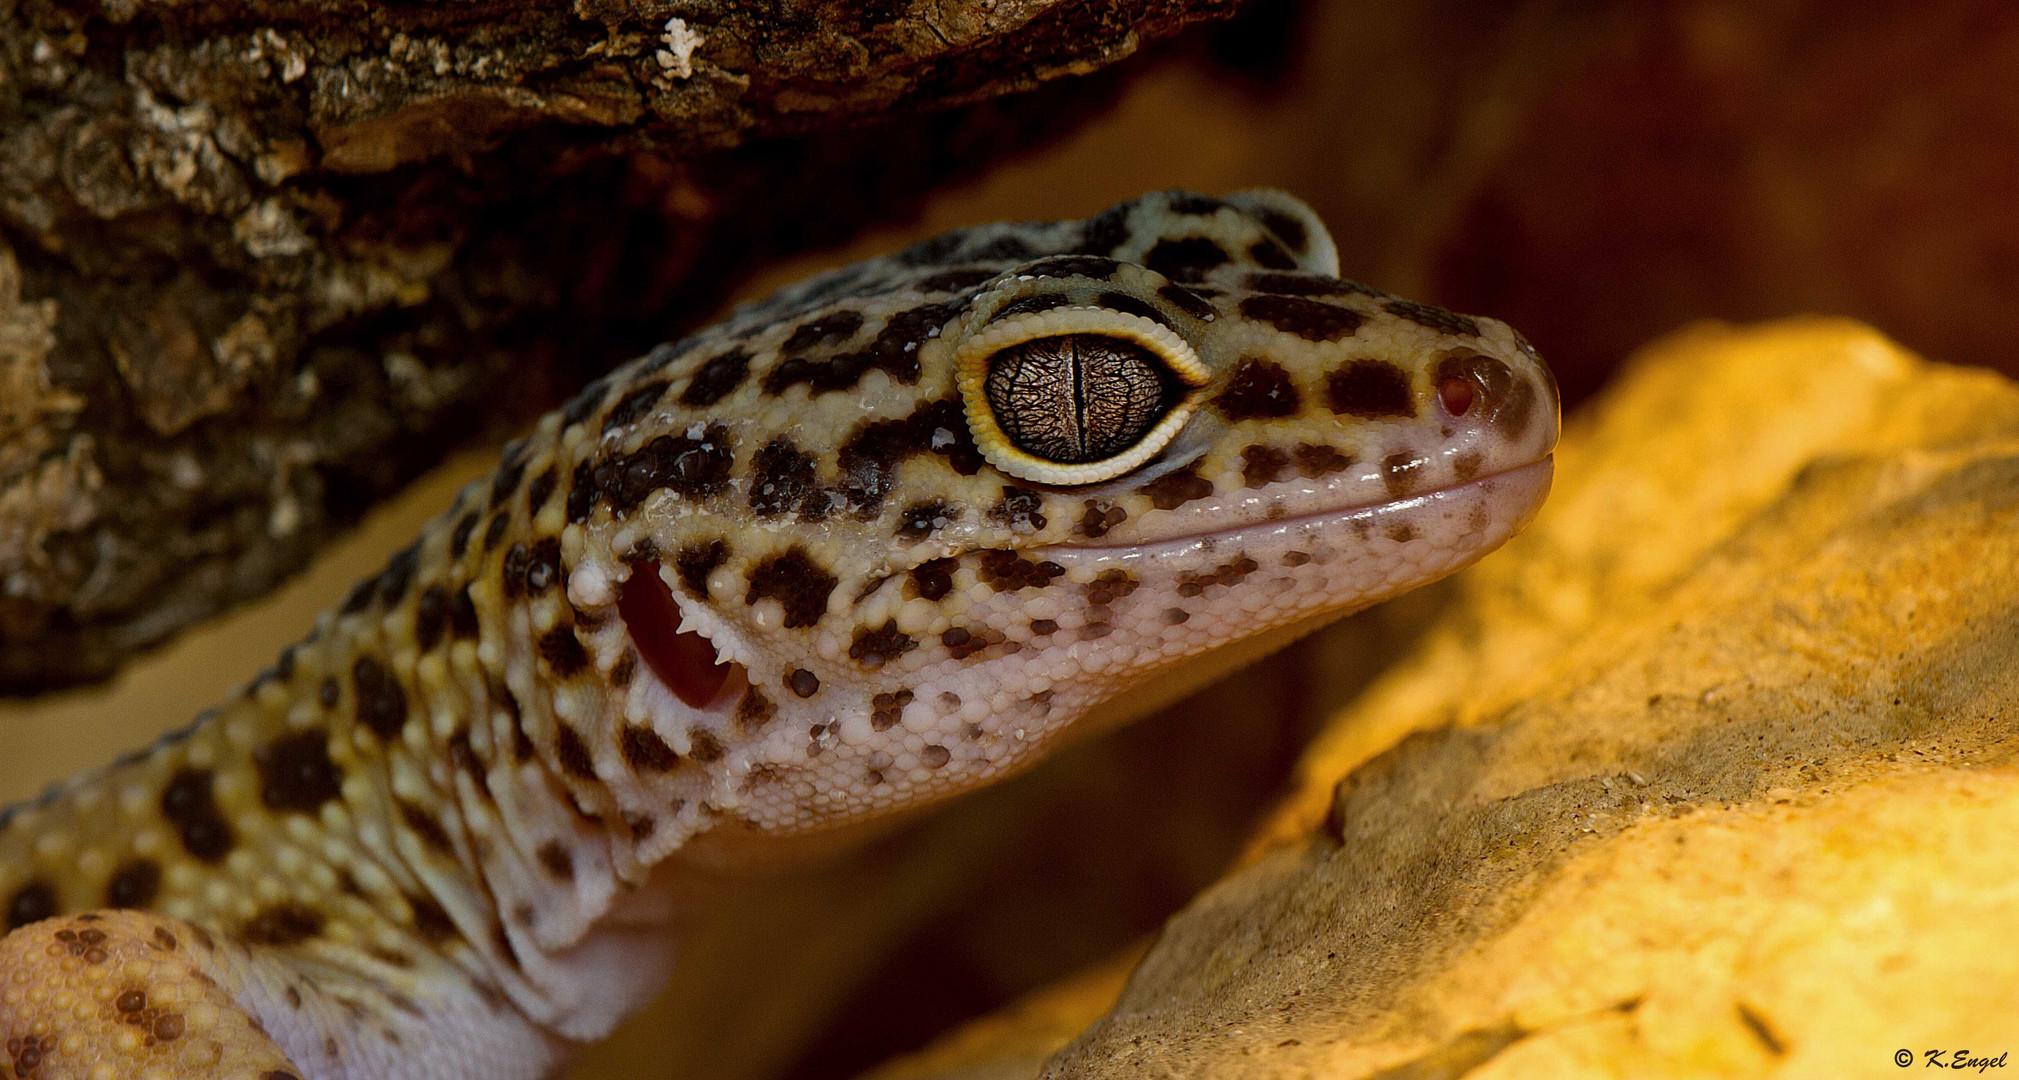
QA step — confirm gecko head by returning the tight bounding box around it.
[561,189,1557,842]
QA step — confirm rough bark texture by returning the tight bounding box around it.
[0,0,1238,693]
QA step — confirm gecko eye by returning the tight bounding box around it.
[984,335,1187,465]
[954,304,1211,485]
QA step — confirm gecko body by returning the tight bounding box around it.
[0,190,1558,1080]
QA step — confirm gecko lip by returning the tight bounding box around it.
[1040,457,1554,558]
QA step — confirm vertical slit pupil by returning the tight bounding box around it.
[618,561,731,709]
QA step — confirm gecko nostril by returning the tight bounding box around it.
[618,561,733,709]
[1437,375,1477,418]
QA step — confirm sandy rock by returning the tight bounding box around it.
[870,317,2019,1078]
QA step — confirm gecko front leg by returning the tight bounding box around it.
[1,190,1558,1079]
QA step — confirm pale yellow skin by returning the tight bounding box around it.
[0,191,1558,1080]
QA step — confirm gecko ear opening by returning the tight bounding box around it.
[618,562,735,710]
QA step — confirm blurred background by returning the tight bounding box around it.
[7,1,2017,1077]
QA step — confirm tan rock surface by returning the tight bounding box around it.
[871,318,2019,1078]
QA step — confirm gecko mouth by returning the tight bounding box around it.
[618,561,743,710]
[1042,457,1555,557]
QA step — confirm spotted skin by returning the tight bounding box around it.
[0,190,1559,1080]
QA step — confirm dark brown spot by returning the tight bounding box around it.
[1085,569,1140,605]
[908,558,956,601]
[254,730,343,814]
[5,881,55,930]
[1283,550,1312,567]
[788,668,821,698]
[781,310,865,354]
[1383,451,1427,497]
[610,649,637,688]
[1254,206,1310,253]
[920,745,951,768]
[674,540,728,597]
[850,621,917,670]
[749,439,821,519]
[1294,443,1352,477]
[448,730,490,799]
[1028,253,1121,279]
[1247,238,1298,269]
[1242,445,1290,486]
[763,303,957,397]
[745,548,838,629]
[538,627,590,677]
[406,893,457,943]
[526,467,558,514]
[1386,523,1417,543]
[1144,237,1230,282]
[976,549,1066,591]
[524,537,563,594]
[161,768,233,863]
[1156,283,1217,320]
[1094,290,1174,328]
[264,1072,303,1080]
[501,543,532,600]
[451,585,481,639]
[991,293,1072,321]
[679,348,752,406]
[594,424,735,514]
[241,903,325,947]
[398,801,454,854]
[376,544,419,607]
[554,724,597,780]
[1163,607,1190,624]
[1452,450,1484,480]
[737,688,776,731]
[1076,500,1127,539]
[990,487,1048,531]
[566,460,599,524]
[105,860,161,909]
[627,814,655,841]
[118,989,147,1013]
[536,842,575,881]
[870,689,915,731]
[836,398,982,516]
[414,584,450,652]
[563,376,610,427]
[603,380,671,433]
[1241,294,1364,341]
[152,926,178,950]
[340,577,376,615]
[898,499,955,541]
[1139,467,1216,510]
[1030,618,1058,635]
[687,729,725,763]
[1166,192,1229,215]
[1384,298,1480,337]
[318,676,339,708]
[483,511,511,552]
[1244,271,1363,297]
[621,726,680,772]
[1327,360,1416,418]
[153,1012,184,1041]
[1215,358,1301,420]
[1079,204,1130,254]
[490,456,527,509]
[351,656,409,739]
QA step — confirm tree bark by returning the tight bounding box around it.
[0,0,1238,693]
